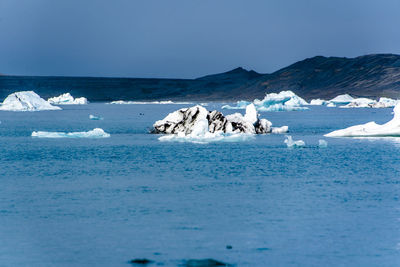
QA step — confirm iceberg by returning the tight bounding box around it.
[222,91,308,112]
[340,98,376,108]
[89,114,103,120]
[152,104,288,142]
[47,93,88,105]
[327,102,336,107]
[329,94,354,104]
[325,104,400,137]
[309,99,328,106]
[284,135,305,148]
[0,91,61,111]
[31,128,110,138]
[109,100,192,105]
[318,139,328,148]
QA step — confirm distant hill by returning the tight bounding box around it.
[2,54,400,101]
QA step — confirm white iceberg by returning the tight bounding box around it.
[309,99,328,106]
[340,97,376,108]
[152,104,288,143]
[0,91,61,111]
[48,93,88,105]
[32,128,110,138]
[109,100,192,105]
[89,114,103,120]
[318,139,328,148]
[222,91,308,112]
[284,135,305,148]
[327,102,336,107]
[329,94,354,104]
[325,104,400,137]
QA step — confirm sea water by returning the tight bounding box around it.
[0,103,399,266]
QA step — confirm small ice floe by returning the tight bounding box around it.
[31,128,110,138]
[108,100,192,104]
[284,135,305,148]
[222,91,308,112]
[326,102,336,107]
[152,104,288,143]
[0,91,61,111]
[89,114,103,120]
[318,139,328,148]
[48,93,88,105]
[325,104,400,137]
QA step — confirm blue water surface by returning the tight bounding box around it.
[0,103,399,266]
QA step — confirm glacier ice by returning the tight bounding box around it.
[325,104,400,137]
[340,98,376,108]
[222,91,309,112]
[309,99,328,106]
[109,100,192,105]
[48,93,88,105]
[318,139,328,148]
[89,114,103,120]
[152,104,288,142]
[284,135,305,148]
[31,128,110,138]
[329,94,354,104]
[0,91,61,111]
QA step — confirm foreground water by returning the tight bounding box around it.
[0,103,399,266]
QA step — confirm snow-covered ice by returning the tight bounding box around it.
[48,93,88,105]
[309,99,328,106]
[152,104,288,142]
[109,100,192,105]
[325,104,400,137]
[31,128,110,138]
[0,91,61,111]
[329,94,354,104]
[222,91,308,112]
[89,114,103,120]
[284,135,305,148]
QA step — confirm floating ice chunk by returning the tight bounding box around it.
[340,98,376,108]
[325,104,400,137]
[284,135,305,148]
[152,104,288,142]
[272,126,289,134]
[109,100,192,104]
[329,94,354,104]
[309,99,327,105]
[222,91,308,112]
[89,114,103,120]
[31,128,110,138]
[327,102,336,107]
[0,91,61,111]
[318,139,328,148]
[158,132,255,144]
[48,93,88,105]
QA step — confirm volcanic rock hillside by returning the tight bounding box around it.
[1,54,400,101]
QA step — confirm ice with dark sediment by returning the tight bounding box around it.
[152,104,288,143]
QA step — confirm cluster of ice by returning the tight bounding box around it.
[31,128,110,138]
[152,104,288,142]
[0,91,61,111]
[309,94,399,109]
[109,100,192,105]
[47,93,88,105]
[284,135,305,148]
[89,114,103,120]
[222,91,309,112]
[325,104,400,137]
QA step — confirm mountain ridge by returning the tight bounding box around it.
[2,54,400,101]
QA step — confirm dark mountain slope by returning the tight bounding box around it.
[2,54,400,101]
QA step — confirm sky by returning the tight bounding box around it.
[1,0,400,78]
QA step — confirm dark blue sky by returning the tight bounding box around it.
[1,0,400,78]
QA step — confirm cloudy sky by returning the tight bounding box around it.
[1,0,400,78]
